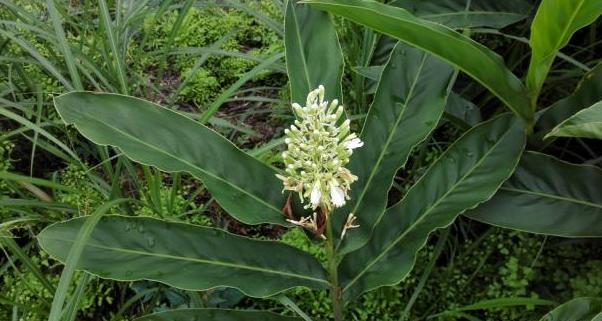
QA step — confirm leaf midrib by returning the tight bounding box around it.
[43,235,329,285]
[343,122,515,292]
[422,11,524,20]
[79,117,282,216]
[501,186,602,210]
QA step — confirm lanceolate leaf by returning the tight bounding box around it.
[134,309,302,321]
[392,0,532,29]
[54,92,287,225]
[526,0,602,101]
[304,0,531,123]
[285,0,344,104]
[38,216,329,298]
[336,43,456,254]
[466,152,602,237]
[540,298,602,321]
[536,64,602,134]
[339,114,526,300]
[545,100,602,139]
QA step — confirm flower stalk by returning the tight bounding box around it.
[278,86,363,320]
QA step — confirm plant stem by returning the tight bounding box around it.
[325,210,343,321]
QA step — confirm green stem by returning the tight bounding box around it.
[325,210,343,321]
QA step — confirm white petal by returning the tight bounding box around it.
[310,184,322,209]
[345,138,364,150]
[330,186,346,208]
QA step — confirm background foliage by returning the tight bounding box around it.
[0,0,601,320]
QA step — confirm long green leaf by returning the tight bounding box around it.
[540,298,602,321]
[53,92,288,225]
[38,216,329,298]
[535,64,602,135]
[284,0,344,104]
[545,100,602,139]
[303,0,531,122]
[134,309,302,321]
[466,152,602,237]
[340,114,526,300]
[392,0,531,28]
[526,0,602,103]
[336,43,456,254]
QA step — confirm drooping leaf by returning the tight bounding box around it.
[54,92,287,225]
[536,64,602,134]
[134,309,302,321]
[336,43,456,254]
[392,0,532,28]
[466,152,602,237]
[339,114,526,300]
[526,0,602,100]
[540,298,602,321]
[545,100,602,139]
[285,0,344,104]
[304,0,531,123]
[38,216,329,298]
[444,93,482,128]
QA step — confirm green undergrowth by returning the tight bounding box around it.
[275,227,602,321]
[134,1,283,107]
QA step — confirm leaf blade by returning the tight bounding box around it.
[392,0,532,28]
[285,0,344,104]
[38,216,329,298]
[545,100,602,140]
[540,298,602,321]
[54,92,287,225]
[337,43,456,254]
[526,0,602,100]
[303,0,531,122]
[340,114,526,300]
[466,152,602,237]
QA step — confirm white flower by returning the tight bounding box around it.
[330,184,346,208]
[276,85,363,212]
[310,183,322,209]
[345,137,364,152]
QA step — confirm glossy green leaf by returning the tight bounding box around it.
[38,216,329,298]
[336,43,456,254]
[392,0,532,28]
[339,114,526,300]
[54,92,287,225]
[285,0,344,104]
[540,298,602,321]
[526,0,602,101]
[134,309,302,321]
[304,0,531,122]
[536,64,602,135]
[545,100,602,139]
[466,152,602,237]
